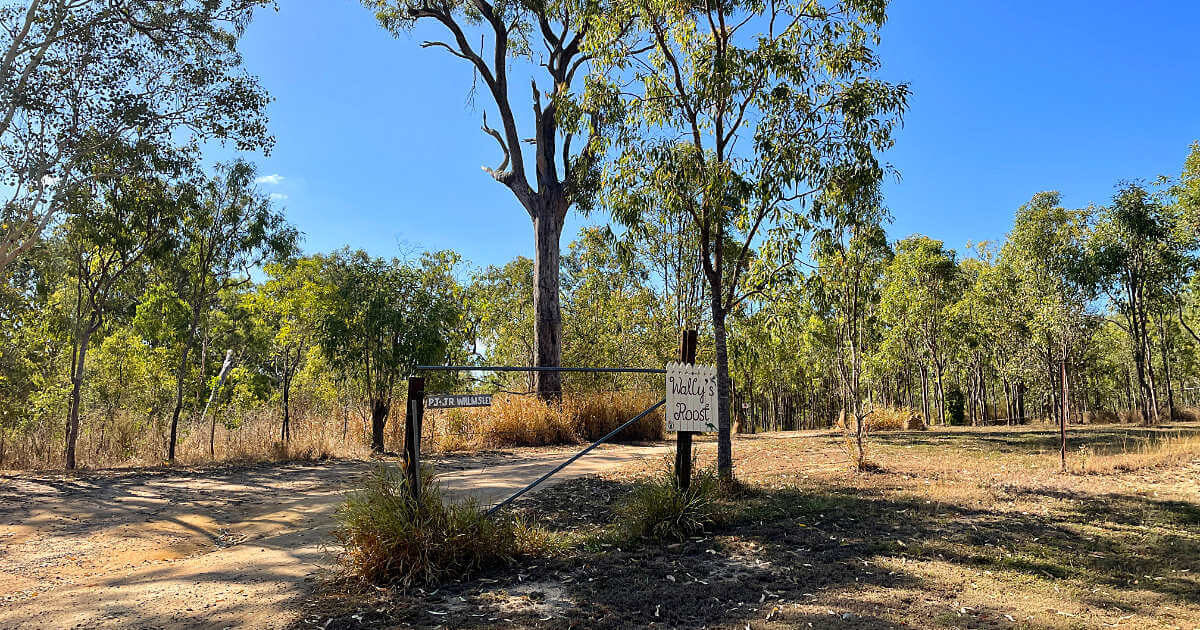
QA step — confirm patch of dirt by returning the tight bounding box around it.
[0,443,670,629]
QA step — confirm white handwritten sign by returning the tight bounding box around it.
[665,362,717,432]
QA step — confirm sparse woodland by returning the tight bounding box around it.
[0,0,1198,473]
[3,2,1200,629]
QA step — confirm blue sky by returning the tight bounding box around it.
[216,0,1200,268]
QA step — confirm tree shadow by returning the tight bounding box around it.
[303,468,1200,629]
[870,425,1200,456]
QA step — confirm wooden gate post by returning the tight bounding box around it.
[405,376,425,501]
[674,329,698,490]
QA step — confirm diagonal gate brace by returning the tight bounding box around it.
[485,398,666,516]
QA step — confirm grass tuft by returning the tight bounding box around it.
[334,465,552,586]
[616,463,726,542]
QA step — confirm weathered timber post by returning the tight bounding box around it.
[674,329,698,490]
[405,376,425,501]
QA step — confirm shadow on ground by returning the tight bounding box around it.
[300,455,1200,629]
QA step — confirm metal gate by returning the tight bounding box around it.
[399,330,700,515]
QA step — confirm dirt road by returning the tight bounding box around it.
[0,443,670,629]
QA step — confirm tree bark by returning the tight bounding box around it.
[166,305,203,463]
[920,363,930,425]
[1157,312,1176,421]
[934,364,946,425]
[532,210,564,400]
[1060,357,1068,471]
[1017,382,1026,424]
[370,398,390,453]
[712,299,733,482]
[281,371,292,443]
[65,320,98,470]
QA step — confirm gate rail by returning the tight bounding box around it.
[404,364,670,516]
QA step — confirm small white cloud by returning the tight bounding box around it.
[255,174,284,185]
[269,192,288,201]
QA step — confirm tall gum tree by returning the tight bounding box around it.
[879,236,959,425]
[0,0,272,274]
[60,148,184,469]
[1093,181,1197,424]
[595,0,908,480]
[364,0,632,399]
[1003,192,1094,466]
[164,161,297,463]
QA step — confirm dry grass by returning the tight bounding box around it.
[837,406,925,433]
[426,390,664,451]
[334,465,556,587]
[1103,406,1200,425]
[1,390,665,470]
[1,407,374,470]
[1072,430,1200,474]
[306,423,1200,630]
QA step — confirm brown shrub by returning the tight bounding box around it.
[840,407,926,432]
[1118,409,1144,424]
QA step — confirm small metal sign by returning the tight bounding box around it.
[665,362,717,432]
[425,393,493,409]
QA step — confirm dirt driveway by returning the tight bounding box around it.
[0,443,671,629]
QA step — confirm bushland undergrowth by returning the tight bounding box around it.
[334,465,559,587]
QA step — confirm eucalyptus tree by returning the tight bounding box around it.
[809,194,890,466]
[1003,192,1094,418]
[880,236,959,424]
[470,257,535,390]
[363,0,634,400]
[596,0,907,480]
[615,204,707,335]
[562,227,665,372]
[316,250,457,452]
[955,251,1033,423]
[0,0,272,274]
[1093,183,1196,423]
[59,149,183,469]
[163,161,297,463]
[247,257,328,444]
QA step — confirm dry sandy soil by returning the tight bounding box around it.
[301,425,1200,630]
[0,443,671,629]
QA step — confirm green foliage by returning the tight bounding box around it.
[596,0,909,478]
[317,250,458,403]
[0,0,273,272]
[947,388,965,426]
[471,256,534,374]
[563,227,667,370]
[334,465,549,586]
